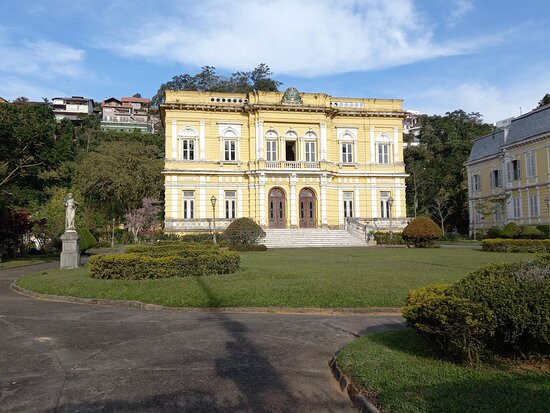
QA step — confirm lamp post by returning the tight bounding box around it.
[388,196,394,234]
[211,196,217,244]
[545,196,550,239]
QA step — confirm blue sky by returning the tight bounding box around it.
[1,0,549,123]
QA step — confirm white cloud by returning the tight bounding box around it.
[99,0,492,77]
[407,69,550,123]
[447,0,474,25]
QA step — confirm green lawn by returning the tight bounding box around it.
[0,255,58,270]
[16,248,537,308]
[337,329,550,412]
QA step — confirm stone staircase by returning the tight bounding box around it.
[263,228,369,248]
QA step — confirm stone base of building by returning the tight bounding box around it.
[60,230,80,269]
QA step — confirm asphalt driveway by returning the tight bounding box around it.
[0,262,405,412]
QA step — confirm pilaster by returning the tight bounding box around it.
[290,173,298,227]
[199,176,206,219]
[320,123,327,161]
[259,173,267,226]
[199,120,206,160]
[393,127,399,162]
[171,120,178,159]
[320,174,328,227]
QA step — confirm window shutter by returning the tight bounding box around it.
[507,162,511,181]
[517,161,521,179]
[489,172,493,188]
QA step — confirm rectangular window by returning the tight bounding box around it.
[225,191,236,219]
[224,140,236,161]
[493,203,502,223]
[491,170,501,188]
[343,191,353,218]
[512,197,521,219]
[380,191,391,218]
[305,142,316,162]
[377,144,389,164]
[508,159,521,181]
[182,139,195,160]
[529,194,539,217]
[266,141,277,161]
[342,143,353,163]
[183,191,195,219]
[472,174,481,191]
[527,153,536,177]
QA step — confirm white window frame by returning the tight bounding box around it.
[508,159,521,181]
[472,174,481,192]
[490,169,501,188]
[528,194,539,217]
[512,196,521,219]
[182,139,195,160]
[182,191,195,219]
[266,140,277,161]
[341,142,353,163]
[225,191,236,219]
[380,191,391,218]
[377,143,390,164]
[343,191,354,218]
[305,141,316,162]
[224,140,236,161]
[526,153,536,178]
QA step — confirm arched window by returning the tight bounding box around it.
[220,127,240,162]
[304,131,317,162]
[339,131,356,164]
[376,132,392,164]
[265,129,278,161]
[178,126,198,160]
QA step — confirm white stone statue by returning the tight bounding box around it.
[64,193,77,231]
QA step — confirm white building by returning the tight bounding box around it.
[52,96,94,122]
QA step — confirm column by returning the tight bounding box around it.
[255,121,260,159]
[370,127,375,163]
[218,187,224,219]
[395,178,402,218]
[320,174,328,226]
[199,176,206,219]
[371,178,378,218]
[338,189,344,226]
[199,120,206,160]
[320,123,327,161]
[258,120,264,159]
[259,174,266,226]
[290,173,298,227]
[171,120,178,159]
[393,127,399,162]
[237,187,243,218]
[354,189,361,217]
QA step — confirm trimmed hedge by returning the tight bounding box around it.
[228,244,267,251]
[90,250,240,279]
[224,218,265,247]
[481,239,550,253]
[402,255,550,363]
[371,231,406,245]
[402,217,441,248]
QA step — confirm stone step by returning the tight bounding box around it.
[263,228,368,248]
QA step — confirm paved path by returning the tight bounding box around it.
[0,262,405,412]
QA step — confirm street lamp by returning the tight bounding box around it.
[545,196,550,239]
[211,196,217,244]
[388,196,394,234]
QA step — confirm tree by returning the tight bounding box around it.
[13,97,29,103]
[152,64,282,105]
[537,93,550,108]
[74,141,163,217]
[404,110,493,233]
[430,189,454,236]
[124,198,160,241]
[132,93,142,98]
[0,208,34,260]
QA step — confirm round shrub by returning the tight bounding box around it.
[402,217,441,248]
[518,226,544,239]
[79,228,97,252]
[224,218,265,247]
[451,255,550,357]
[485,227,503,239]
[500,222,521,239]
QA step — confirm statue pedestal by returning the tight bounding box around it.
[60,230,80,269]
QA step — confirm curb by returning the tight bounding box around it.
[10,283,401,315]
[329,357,380,413]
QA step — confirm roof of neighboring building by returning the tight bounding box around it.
[102,97,122,105]
[506,104,550,145]
[121,97,150,103]
[0,97,8,103]
[467,129,505,163]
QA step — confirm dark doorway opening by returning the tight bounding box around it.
[285,141,296,161]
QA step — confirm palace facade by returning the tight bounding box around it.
[162,88,408,233]
[465,104,550,234]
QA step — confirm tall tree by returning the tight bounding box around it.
[152,64,282,105]
[537,93,550,108]
[404,110,493,233]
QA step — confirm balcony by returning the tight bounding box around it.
[264,161,320,169]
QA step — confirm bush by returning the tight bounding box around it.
[402,217,441,248]
[518,226,545,239]
[179,233,225,244]
[371,231,406,245]
[224,218,265,247]
[481,239,550,253]
[402,285,496,364]
[79,228,97,252]
[228,244,267,251]
[536,224,549,238]
[89,249,240,279]
[451,256,550,357]
[485,227,503,239]
[500,222,521,239]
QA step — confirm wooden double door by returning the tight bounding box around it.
[299,188,316,228]
[269,188,286,228]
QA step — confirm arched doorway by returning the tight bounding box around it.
[268,187,286,228]
[299,188,317,228]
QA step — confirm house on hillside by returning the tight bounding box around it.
[101,96,152,133]
[52,96,94,122]
[161,88,408,237]
[465,104,550,235]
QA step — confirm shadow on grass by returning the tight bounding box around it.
[366,328,443,360]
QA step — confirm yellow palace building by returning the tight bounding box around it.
[161,88,408,235]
